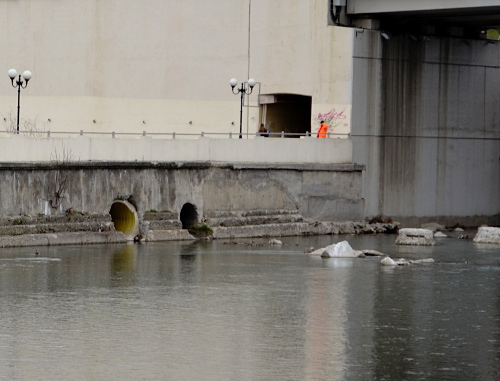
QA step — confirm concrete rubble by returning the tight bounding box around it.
[473,226,500,244]
[396,228,435,246]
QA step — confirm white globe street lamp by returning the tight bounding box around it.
[8,68,32,134]
[230,78,257,139]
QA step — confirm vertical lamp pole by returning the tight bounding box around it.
[230,78,256,139]
[8,69,32,134]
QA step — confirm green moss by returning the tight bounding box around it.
[187,224,213,234]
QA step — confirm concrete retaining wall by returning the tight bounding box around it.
[0,162,364,223]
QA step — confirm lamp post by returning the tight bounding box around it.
[230,78,256,138]
[8,68,32,134]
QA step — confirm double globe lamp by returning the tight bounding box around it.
[8,68,32,134]
[230,77,256,139]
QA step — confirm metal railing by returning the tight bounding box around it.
[0,129,350,139]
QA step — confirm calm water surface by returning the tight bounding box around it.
[0,235,498,380]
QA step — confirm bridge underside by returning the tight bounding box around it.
[346,1,500,39]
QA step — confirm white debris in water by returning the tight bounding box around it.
[381,256,434,266]
[269,239,283,245]
[381,257,398,266]
[321,241,360,258]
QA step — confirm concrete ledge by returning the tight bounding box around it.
[204,209,300,218]
[147,220,183,230]
[0,231,127,248]
[0,213,111,225]
[0,161,364,172]
[143,212,179,221]
[213,220,400,239]
[0,221,114,236]
[206,214,304,227]
[145,229,195,241]
[213,223,311,239]
[306,220,399,235]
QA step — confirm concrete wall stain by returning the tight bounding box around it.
[0,163,364,223]
[355,33,500,225]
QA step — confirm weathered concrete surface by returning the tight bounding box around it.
[395,228,435,246]
[144,229,195,242]
[212,219,399,240]
[0,231,127,248]
[0,211,399,247]
[204,209,304,227]
[212,223,311,240]
[0,162,366,246]
[352,32,500,228]
[0,221,113,236]
[0,162,364,223]
[0,213,119,247]
[306,220,399,235]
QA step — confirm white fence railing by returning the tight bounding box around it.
[2,129,350,140]
[0,131,353,165]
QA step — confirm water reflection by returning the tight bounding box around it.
[111,244,137,284]
[0,236,498,380]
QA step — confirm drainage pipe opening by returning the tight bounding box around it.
[109,200,139,240]
[180,203,199,229]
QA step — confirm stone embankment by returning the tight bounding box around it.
[0,213,127,248]
[2,208,499,249]
[140,211,194,241]
[204,210,399,239]
[0,209,400,248]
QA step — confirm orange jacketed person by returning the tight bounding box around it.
[317,121,329,138]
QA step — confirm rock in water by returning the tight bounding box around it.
[321,241,359,258]
[421,222,445,232]
[362,249,385,256]
[473,227,500,244]
[396,228,435,246]
[381,257,398,266]
[409,258,435,264]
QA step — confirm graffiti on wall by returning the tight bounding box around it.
[313,108,347,129]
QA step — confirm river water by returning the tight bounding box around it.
[0,234,498,381]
